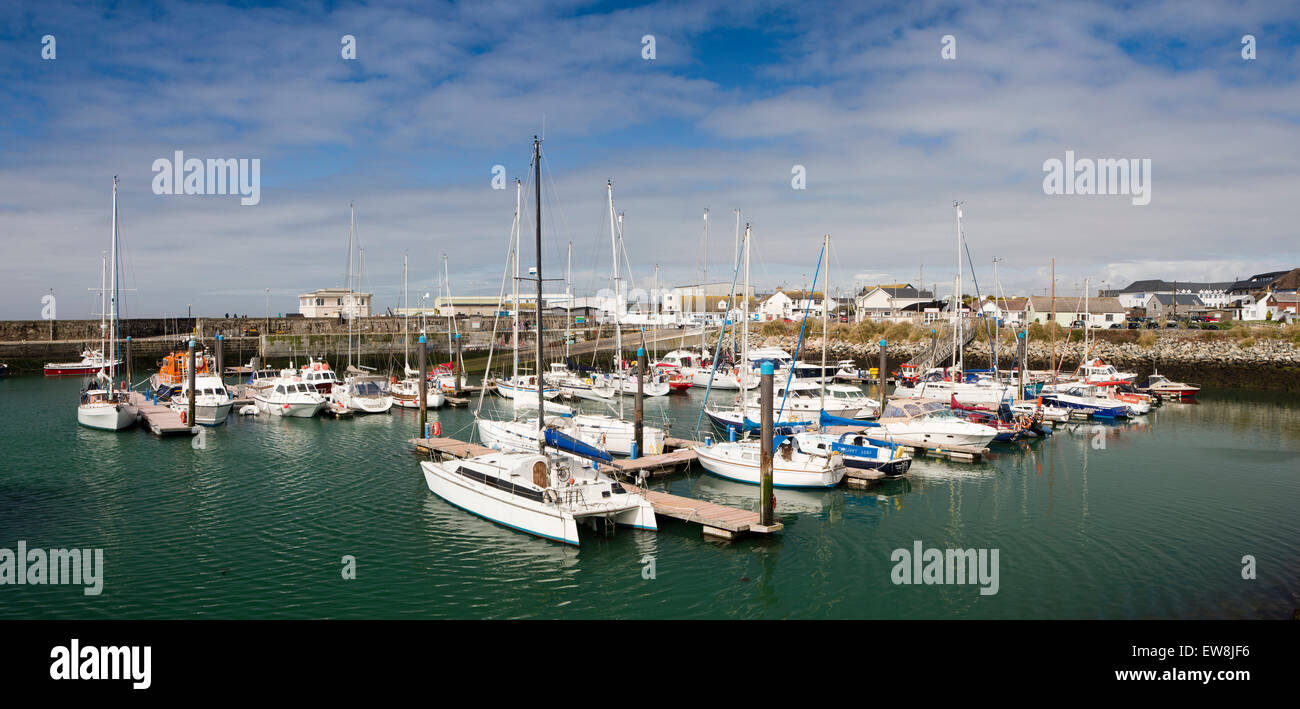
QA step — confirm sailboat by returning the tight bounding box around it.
[77,177,136,431]
[392,254,445,409]
[422,138,657,545]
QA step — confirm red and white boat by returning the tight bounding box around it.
[1140,371,1200,399]
[45,348,121,377]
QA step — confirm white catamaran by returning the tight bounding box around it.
[424,138,657,546]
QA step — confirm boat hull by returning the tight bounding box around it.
[693,446,844,488]
[77,403,136,430]
[422,460,580,545]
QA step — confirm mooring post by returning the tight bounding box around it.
[186,339,197,427]
[453,333,462,396]
[760,361,775,526]
[418,333,428,437]
[1017,332,1026,400]
[634,346,645,460]
[878,338,888,414]
[215,334,224,384]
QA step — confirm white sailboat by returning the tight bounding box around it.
[424,138,657,546]
[694,438,845,489]
[393,254,445,409]
[77,177,136,431]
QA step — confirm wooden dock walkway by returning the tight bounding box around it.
[127,392,197,436]
[619,482,782,540]
[410,437,494,459]
[610,448,696,477]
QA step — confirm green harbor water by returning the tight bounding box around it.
[1,373,1296,619]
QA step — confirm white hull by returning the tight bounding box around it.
[617,379,671,397]
[693,443,844,488]
[568,414,665,457]
[878,421,996,448]
[392,380,445,408]
[495,380,560,400]
[76,403,136,430]
[420,455,656,545]
[172,400,234,426]
[255,397,324,418]
[341,394,393,414]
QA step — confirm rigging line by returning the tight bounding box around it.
[962,239,997,374]
[777,242,823,421]
[474,180,522,421]
[692,231,745,439]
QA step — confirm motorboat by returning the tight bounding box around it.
[1039,383,1129,419]
[46,348,121,377]
[299,358,340,395]
[391,376,445,409]
[543,363,616,401]
[1078,357,1137,385]
[253,377,326,417]
[740,379,865,420]
[494,374,560,400]
[170,374,234,425]
[693,437,845,488]
[148,348,211,400]
[871,400,999,449]
[892,367,1013,406]
[1140,370,1200,399]
[336,374,393,414]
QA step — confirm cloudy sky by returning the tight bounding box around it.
[1,0,1297,320]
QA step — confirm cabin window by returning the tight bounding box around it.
[275,386,285,394]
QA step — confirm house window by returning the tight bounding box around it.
[337,298,343,306]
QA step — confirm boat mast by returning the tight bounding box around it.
[954,201,963,378]
[742,224,751,400]
[732,209,741,360]
[702,208,709,351]
[347,203,356,368]
[403,254,409,369]
[821,233,829,414]
[109,176,119,388]
[98,251,106,367]
[512,179,521,384]
[565,241,572,366]
[653,263,659,361]
[608,180,624,420]
[444,254,453,365]
[533,137,544,439]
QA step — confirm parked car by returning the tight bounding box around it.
[1145,322,1159,329]
[1126,321,1141,329]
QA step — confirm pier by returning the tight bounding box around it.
[127,391,197,437]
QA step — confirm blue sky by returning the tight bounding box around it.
[1,0,1298,319]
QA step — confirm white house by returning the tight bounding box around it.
[854,284,934,322]
[299,288,372,318]
[1024,296,1126,327]
[755,290,835,321]
[979,297,1028,326]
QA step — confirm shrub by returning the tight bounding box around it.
[1239,337,1256,348]
[1137,332,1157,348]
